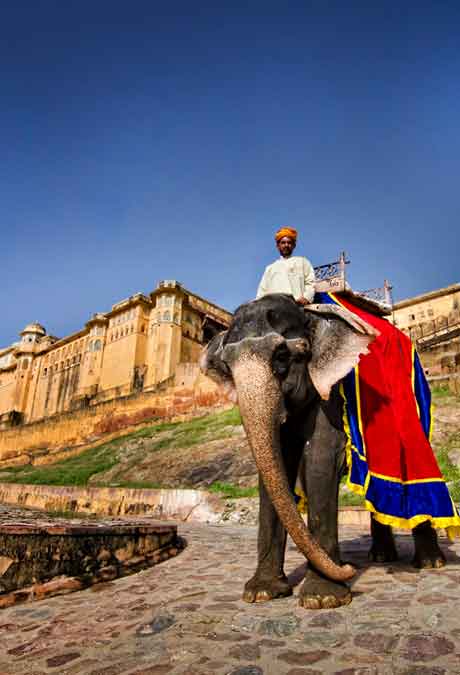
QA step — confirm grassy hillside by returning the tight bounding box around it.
[0,407,257,497]
[0,387,459,506]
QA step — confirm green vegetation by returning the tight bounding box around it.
[0,407,242,488]
[431,386,456,400]
[431,387,460,502]
[209,481,258,499]
[0,441,119,486]
[436,433,460,503]
[125,406,242,452]
[338,489,363,507]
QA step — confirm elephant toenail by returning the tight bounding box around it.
[255,591,272,602]
[321,595,339,609]
[300,596,321,610]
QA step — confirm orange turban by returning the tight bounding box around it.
[275,227,298,243]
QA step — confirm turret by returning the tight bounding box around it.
[20,322,46,345]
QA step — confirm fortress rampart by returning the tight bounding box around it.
[0,367,229,468]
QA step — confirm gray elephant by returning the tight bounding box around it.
[200,293,446,609]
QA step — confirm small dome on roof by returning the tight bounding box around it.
[21,322,46,336]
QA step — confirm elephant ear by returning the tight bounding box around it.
[200,331,238,402]
[304,304,380,400]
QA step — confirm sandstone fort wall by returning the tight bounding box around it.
[0,373,230,469]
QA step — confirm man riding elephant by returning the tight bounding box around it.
[256,227,316,307]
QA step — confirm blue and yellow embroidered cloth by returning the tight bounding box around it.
[317,292,460,535]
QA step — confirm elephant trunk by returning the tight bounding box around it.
[230,348,355,582]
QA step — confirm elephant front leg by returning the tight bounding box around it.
[243,475,293,603]
[299,405,352,609]
[243,434,302,603]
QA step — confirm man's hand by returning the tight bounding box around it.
[296,296,311,306]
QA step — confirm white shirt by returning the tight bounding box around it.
[256,255,316,302]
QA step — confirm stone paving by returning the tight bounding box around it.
[2,515,460,674]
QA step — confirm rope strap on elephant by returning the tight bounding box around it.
[316,291,460,537]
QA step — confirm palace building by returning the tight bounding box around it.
[0,281,231,427]
[392,282,460,383]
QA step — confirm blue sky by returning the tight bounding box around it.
[1,1,459,346]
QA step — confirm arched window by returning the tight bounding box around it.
[163,312,170,323]
[94,340,102,351]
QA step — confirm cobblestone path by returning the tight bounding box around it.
[2,517,460,674]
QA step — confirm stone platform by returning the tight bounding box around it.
[1,512,460,674]
[0,506,182,609]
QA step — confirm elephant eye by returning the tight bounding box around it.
[272,344,291,378]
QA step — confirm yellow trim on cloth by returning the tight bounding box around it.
[339,379,460,533]
[294,486,308,515]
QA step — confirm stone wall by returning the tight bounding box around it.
[0,511,181,608]
[0,483,225,522]
[0,374,230,469]
[428,373,460,396]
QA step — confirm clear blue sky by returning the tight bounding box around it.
[1,1,459,346]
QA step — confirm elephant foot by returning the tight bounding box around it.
[243,573,292,603]
[298,567,352,610]
[368,542,399,563]
[412,551,446,569]
[369,517,399,562]
[412,521,446,569]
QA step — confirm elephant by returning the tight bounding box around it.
[200,293,447,609]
